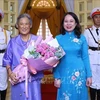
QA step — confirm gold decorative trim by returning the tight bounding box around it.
[41,74,54,84]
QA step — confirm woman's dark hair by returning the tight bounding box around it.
[60,12,82,38]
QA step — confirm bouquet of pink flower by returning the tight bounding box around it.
[23,35,65,74]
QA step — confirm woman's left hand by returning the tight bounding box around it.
[86,77,92,87]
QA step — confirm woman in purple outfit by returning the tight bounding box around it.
[3,13,43,100]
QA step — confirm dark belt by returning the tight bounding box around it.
[0,49,6,53]
[89,46,100,51]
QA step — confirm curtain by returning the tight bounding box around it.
[26,8,41,35]
[47,5,65,37]
[47,9,60,37]
[18,0,29,14]
[18,0,25,14]
[32,8,55,19]
[64,0,74,12]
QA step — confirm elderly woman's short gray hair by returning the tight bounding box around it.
[15,13,32,29]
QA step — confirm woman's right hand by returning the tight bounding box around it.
[54,79,61,88]
[9,72,19,85]
[7,66,19,85]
